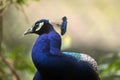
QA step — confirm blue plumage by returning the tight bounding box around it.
[61,16,67,35]
[33,71,41,80]
[24,18,100,80]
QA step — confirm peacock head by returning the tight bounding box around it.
[24,19,52,35]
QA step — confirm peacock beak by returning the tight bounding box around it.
[24,27,33,35]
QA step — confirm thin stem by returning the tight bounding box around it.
[0,55,21,80]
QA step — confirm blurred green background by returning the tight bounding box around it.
[0,0,120,80]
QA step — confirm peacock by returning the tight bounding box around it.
[24,16,100,80]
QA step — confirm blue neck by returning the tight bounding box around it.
[32,28,62,68]
[48,31,62,55]
[32,34,50,65]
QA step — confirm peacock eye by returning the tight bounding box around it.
[35,22,44,31]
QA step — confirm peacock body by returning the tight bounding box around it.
[24,17,100,80]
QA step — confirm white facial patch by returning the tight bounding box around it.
[35,22,44,31]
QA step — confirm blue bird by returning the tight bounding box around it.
[24,17,100,80]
